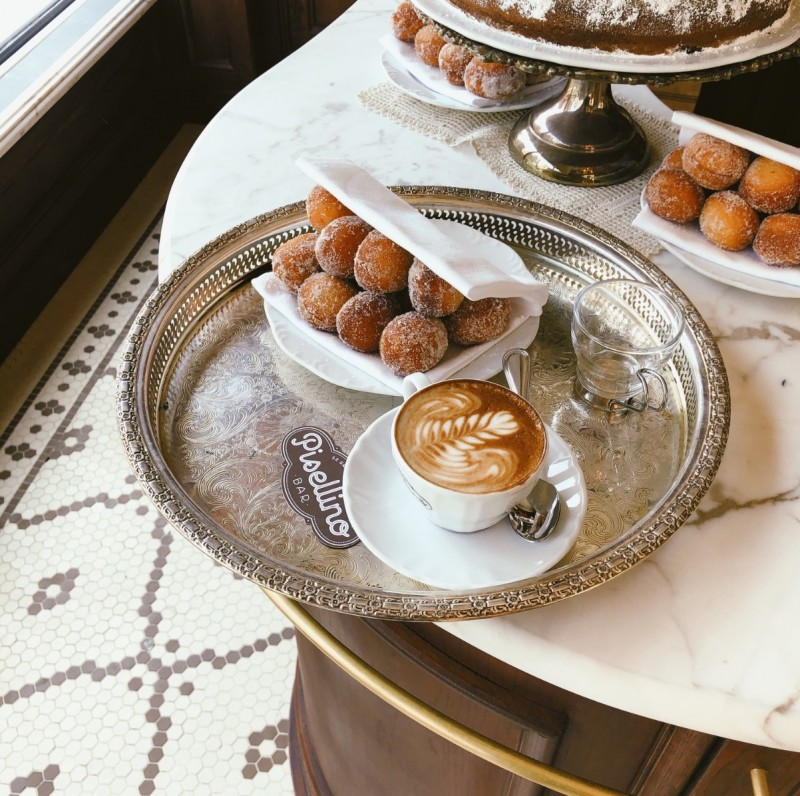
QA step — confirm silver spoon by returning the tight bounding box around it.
[502,348,562,542]
[508,478,561,541]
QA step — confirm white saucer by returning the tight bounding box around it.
[342,408,586,590]
[381,49,566,113]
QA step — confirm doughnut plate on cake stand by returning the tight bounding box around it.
[412,0,800,186]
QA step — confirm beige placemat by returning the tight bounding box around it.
[359,82,679,257]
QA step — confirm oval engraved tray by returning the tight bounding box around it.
[117,188,729,621]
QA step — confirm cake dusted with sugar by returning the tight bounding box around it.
[440,0,793,54]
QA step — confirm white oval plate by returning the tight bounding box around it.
[342,408,586,590]
[662,240,800,299]
[381,49,566,112]
[264,299,540,395]
[255,217,547,396]
[633,196,800,299]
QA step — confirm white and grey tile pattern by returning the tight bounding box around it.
[1,215,297,795]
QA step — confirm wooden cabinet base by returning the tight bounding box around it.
[286,604,800,796]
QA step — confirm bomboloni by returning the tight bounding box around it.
[337,291,401,353]
[444,297,511,345]
[379,312,449,375]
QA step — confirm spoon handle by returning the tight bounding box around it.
[502,348,531,403]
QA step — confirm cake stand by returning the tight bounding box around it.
[413,0,800,186]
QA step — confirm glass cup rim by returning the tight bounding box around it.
[572,279,685,357]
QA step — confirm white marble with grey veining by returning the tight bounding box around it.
[159,0,800,753]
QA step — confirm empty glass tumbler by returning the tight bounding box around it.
[571,280,684,412]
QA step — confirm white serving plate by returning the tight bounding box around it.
[381,45,566,112]
[411,0,800,74]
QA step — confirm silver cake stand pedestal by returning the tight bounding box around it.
[419,12,800,187]
[507,76,649,186]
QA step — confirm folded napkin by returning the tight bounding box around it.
[296,157,549,315]
[633,112,800,289]
[253,271,540,395]
[380,34,558,110]
[672,111,800,171]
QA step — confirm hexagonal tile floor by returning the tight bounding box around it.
[0,214,297,795]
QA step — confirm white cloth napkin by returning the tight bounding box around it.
[632,112,800,289]
[252,272,540,395]
[380,34,556,110]
[672,111,800,171]
[296,157,549,315]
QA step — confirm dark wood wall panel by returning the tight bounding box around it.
[0,4,180,361]
[169,0,257,121]
[695,60,800,147]
[0,0,357,360]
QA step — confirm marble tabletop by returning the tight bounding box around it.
[159,0,800,753]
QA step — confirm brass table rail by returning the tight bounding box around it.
[268,592,774,795]
[751,768,771,796]
[266,590,627,796]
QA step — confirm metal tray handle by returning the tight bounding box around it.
[266,590,628,796]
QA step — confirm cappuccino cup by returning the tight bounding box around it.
[391,378,548,533]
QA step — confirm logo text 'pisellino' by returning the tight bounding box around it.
[281,427,359,549]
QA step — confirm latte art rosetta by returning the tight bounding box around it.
[413,410,522,491]
[395,382,547,495]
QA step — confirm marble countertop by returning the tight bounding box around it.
[158,0,800,753]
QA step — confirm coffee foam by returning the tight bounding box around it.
[395,380,545,494]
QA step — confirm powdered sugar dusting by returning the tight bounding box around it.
[495,0,554,19]
[487,0,785,24]
[587,0,639,26]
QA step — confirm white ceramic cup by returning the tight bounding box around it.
[391,377,548,533]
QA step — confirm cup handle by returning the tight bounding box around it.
[401,372,431,400]
[609,368,668,413]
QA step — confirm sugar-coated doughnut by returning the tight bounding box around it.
[644,168,705,224]
[463,58,526,100]
[414,25,447,67]
[699,191,759,251]
[391,0,423,42]
[336,291,401,353]
[739,156,800,214]
[315,215,372,279]
[753,213,800,267]
[306,185,351,231]
[408,259,464,317]
[296,273,359,332]
[681,133,750,191]
[271,232,320,293]
[379,312,448,376]
[661,147,685,170]
[438,43,473,86]
[354,230,414,293]
[444,297,511,346]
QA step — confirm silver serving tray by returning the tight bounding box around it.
[117,188,729,621]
